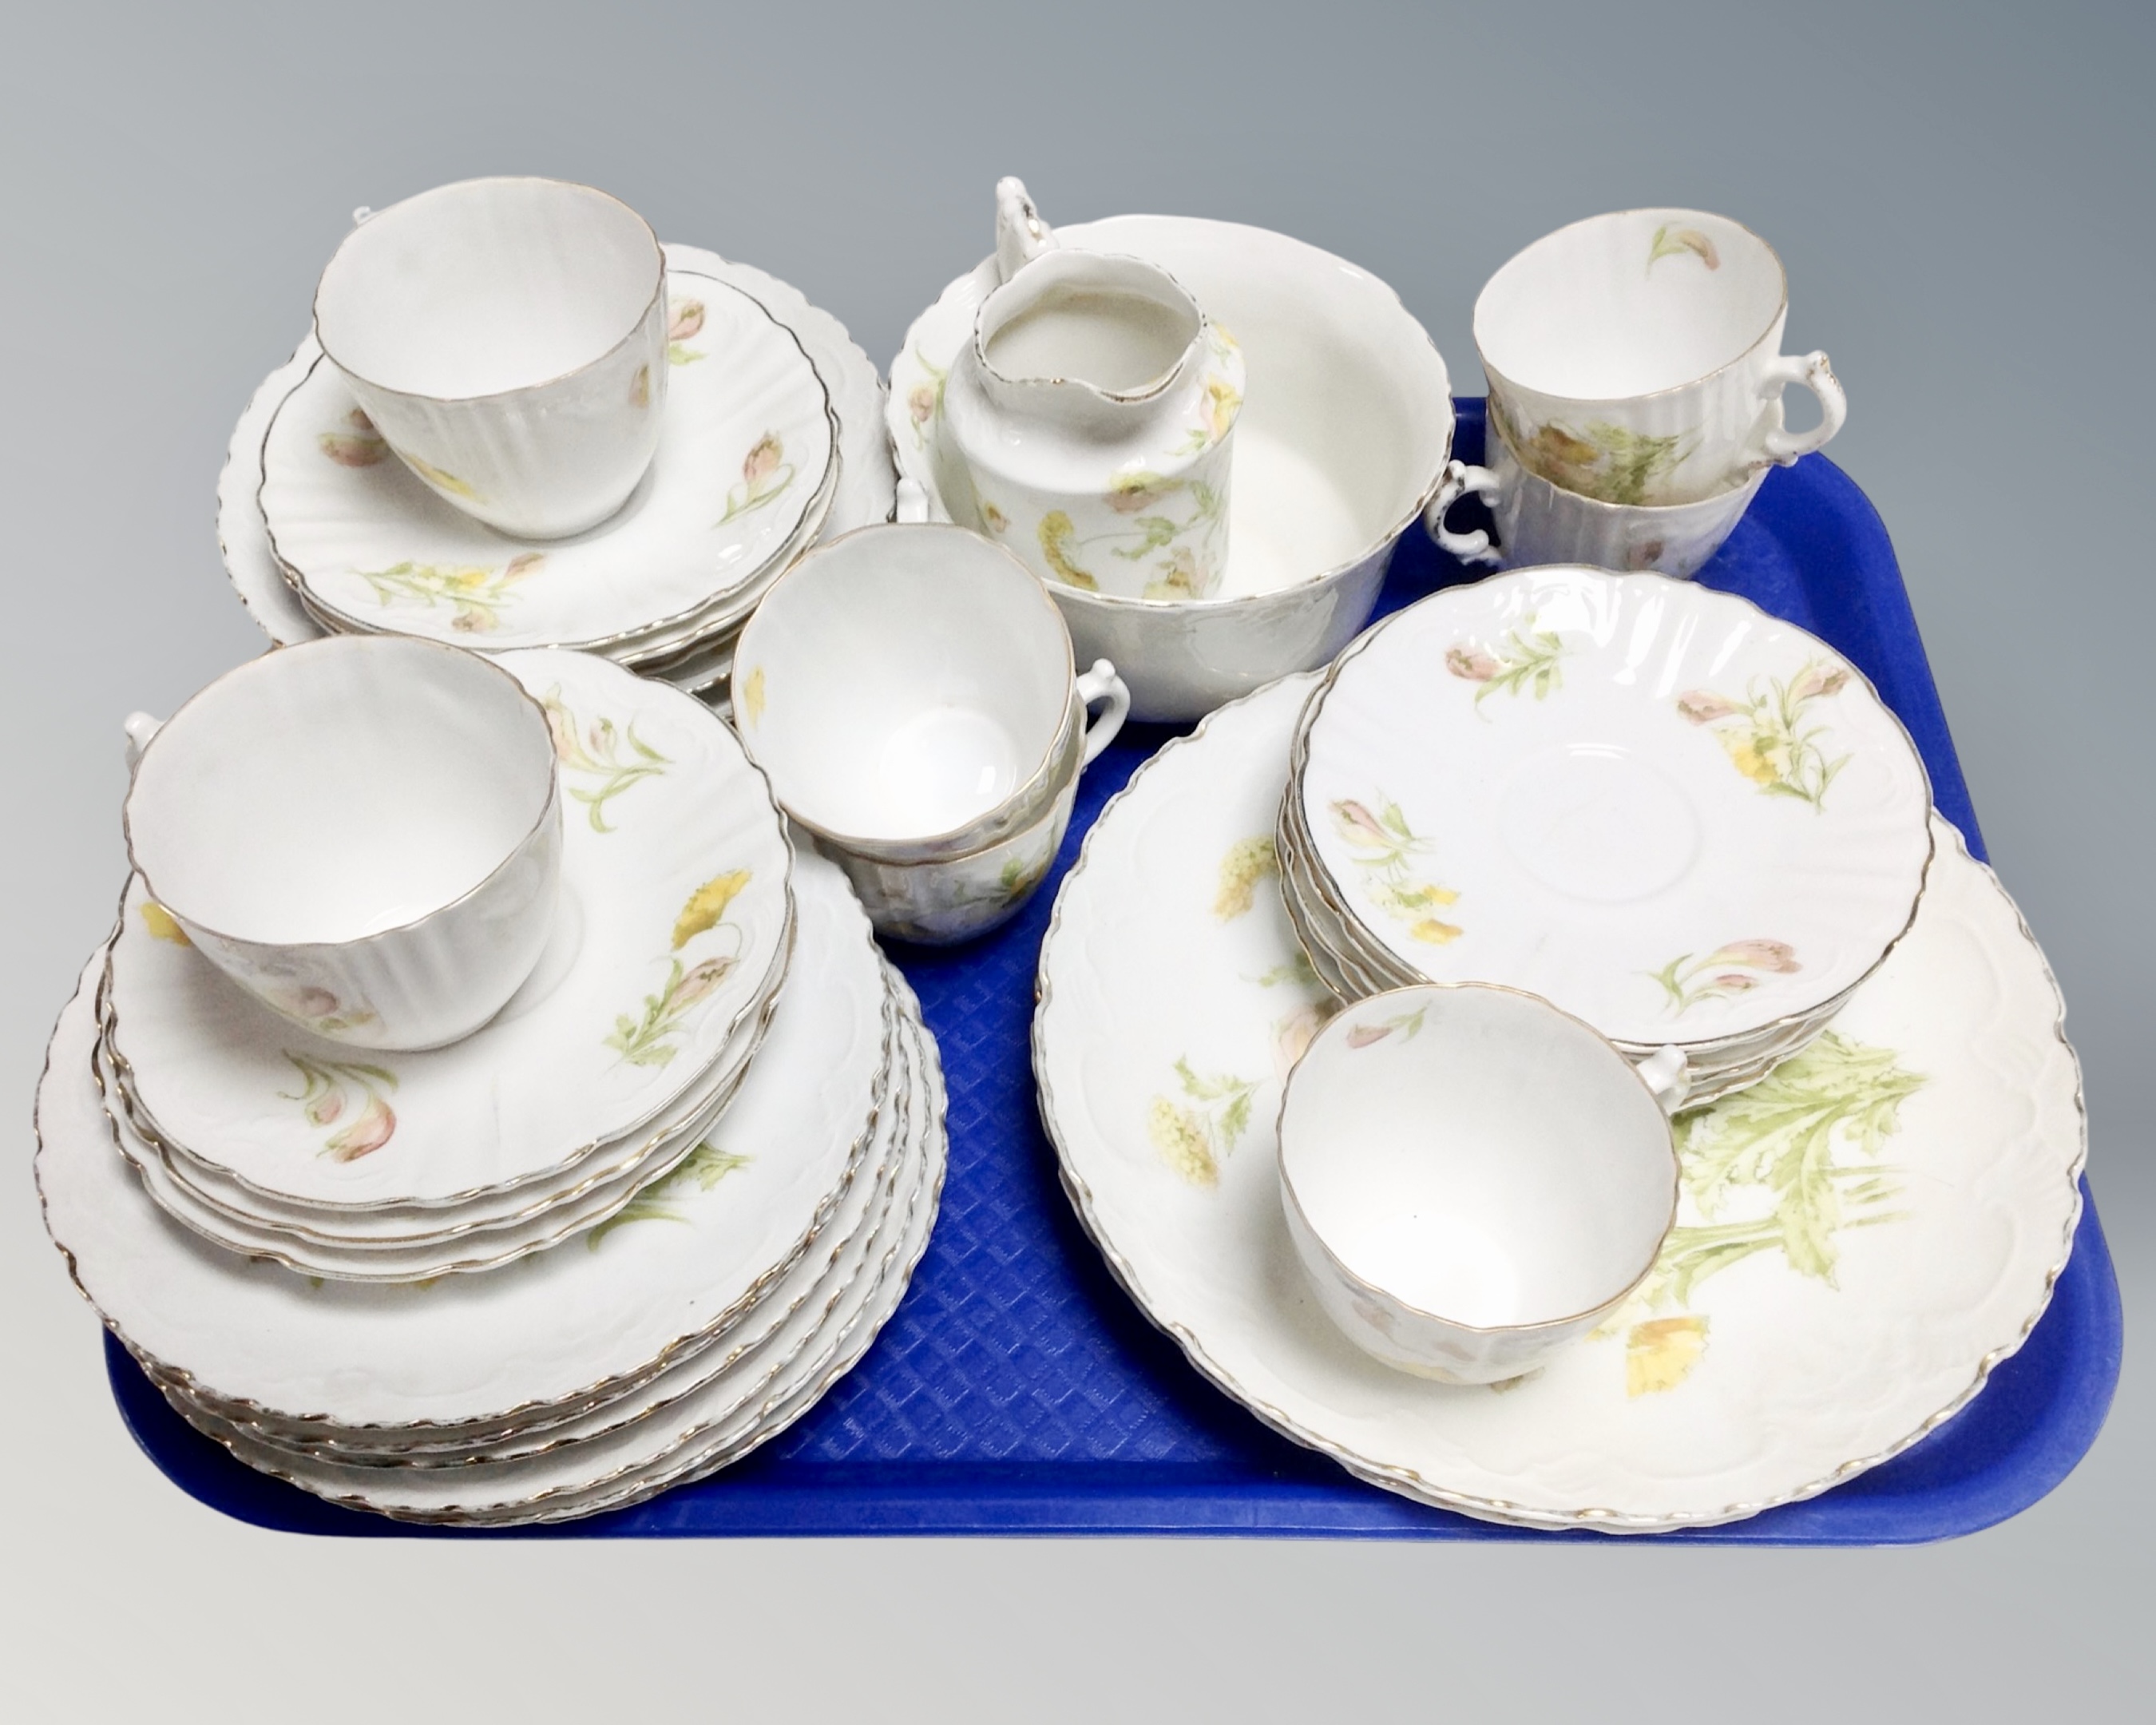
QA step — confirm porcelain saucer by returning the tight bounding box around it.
[220,245,894,651]
[261,271,833,653]
[1289,568,1933,1052]
[103,648,793,1212]
[1034,674,2083,1531]
[36,846,906,1447]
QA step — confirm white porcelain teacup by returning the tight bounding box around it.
[732,517,1128,887]
[945,203,1246,602]
[1277,983,1682,1385]
[1425,404,1767,578]
[313,176,668,540]
[1476,208,1845,509]
[123,636,563,1051]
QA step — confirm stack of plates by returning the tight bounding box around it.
[221,246,898,714]
[38,840,945,1525]
[95,649,794,1280]
[1035,674,2084,1531]
[1277,567,1935,1103]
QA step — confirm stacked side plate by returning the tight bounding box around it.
[222,246,898,715]
[94,649,793,1280]
[38,846,945,1526]
[1278,567,1935,1102]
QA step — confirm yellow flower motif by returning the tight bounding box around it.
[1202,373,1242,443]
[140,902,190,946]
[1408,917,1464,945]
[672,869,752,950]
[403,455,480,501]
[1147,1096,1217,1188]
[1719,728,1790,787]
[1037,511,1096,589]
[1212,836,1278,920]
[981,501,1009,534]
[739,665,766,726]
[1626,1315,1709,1396]
[628,364,651,410]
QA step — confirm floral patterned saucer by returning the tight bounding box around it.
[1035,675,2083,1531]
[220,247,896,656]
[1290,567,1933,1051]
[257,271,834,653]
[101,648,793,1212]
[35,848,906,1453]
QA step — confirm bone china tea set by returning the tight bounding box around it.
[34,175,2087,1533]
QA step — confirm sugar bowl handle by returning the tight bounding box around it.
[1634,1045,1693,1116]
[1075,660,1130,766]
[1752,350,1846,467]
[123,711,164,771]
[1425,460,1504,567]
[993,176,1056,283]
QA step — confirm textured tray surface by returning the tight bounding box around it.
[104,402,2122,1541]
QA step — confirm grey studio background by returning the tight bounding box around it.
[2,1,2146,1716]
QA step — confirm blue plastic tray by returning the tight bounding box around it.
[106,402,2122,1541]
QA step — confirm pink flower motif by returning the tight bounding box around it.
[1677,690,1741,725]
[909,384,936,426]
[503,553,545,582]
[743,434,783,485]
[326,1095,396,1162]
[668,300,706,343]
[1710,972,1761,993]
[1331,799,1389,847]
[1273,1004,1327,1077]
[672,957,735,1010]
[1710,938,1801,974]
[1445,645,1500,684]
[1790,664,1851,703]
[1345,1023,1392,1049]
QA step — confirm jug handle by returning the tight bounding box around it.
[994,176,1056,283]
[124,712,163,771]
[1634,1045,1693,1116]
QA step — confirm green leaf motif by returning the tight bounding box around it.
[588,1142,753,1247]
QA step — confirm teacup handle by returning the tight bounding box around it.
[1424,460,1505,567]
[993,176,1056,283]
[123,712,163,771]
[1634,1045,1693,1116]
[894,477,930,525]
[1075,659,1130,766]
[1750,350,1846,467]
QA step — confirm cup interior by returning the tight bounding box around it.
[1475,209,1785,400]
[126,638,557,946]
[1280,986,1674,1330]
[737,525,1073,842]
[980,252,1200,396]
[315,178,661,400]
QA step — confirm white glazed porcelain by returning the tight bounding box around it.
[733,520,1128,861]
[1291,568,1932,1051]
[827,758,1080,946]
[890,184,1453,722]
[1032,675,2085,1530]
[945,200,1245,601]
[315,179,668,539]
[220,245,897,656]
[157,993,942,1525]
[38,848,894,1438]
[123,636,561,1051]
[1278,983,1678,1385]
[265,271,834,652]
[1426,404,1767,578]
[1476,208,1845,509]
[106,648,793,1211]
